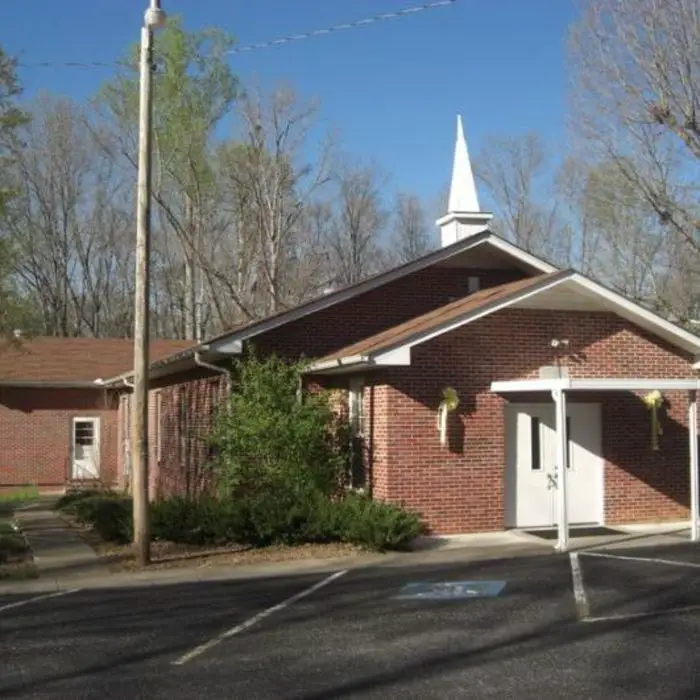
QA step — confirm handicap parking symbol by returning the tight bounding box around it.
[395,580,506,600]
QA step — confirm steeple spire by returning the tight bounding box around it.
[448,115,480,213]
[436,115,492,247]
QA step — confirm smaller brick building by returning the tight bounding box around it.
[0,337,190,493]
[103,117,700,548]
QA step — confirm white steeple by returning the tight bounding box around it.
[436,115,492,247]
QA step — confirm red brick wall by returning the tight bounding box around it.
[151,376,228,500]
[134,265,523,493]
[369,309,695,534]
[256,267,524,359]
[0,387,119,490]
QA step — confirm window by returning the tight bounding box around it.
[530,416,541,471]
[468,276,481,293]
[347,378,366,490]
[348,378,364,437]
[530,415,573,473]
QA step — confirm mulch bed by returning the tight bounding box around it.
[59,514,367,572]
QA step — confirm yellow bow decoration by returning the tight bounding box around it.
[642,390,663,451]
[437,387,460,447]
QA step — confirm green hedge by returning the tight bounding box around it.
[69,494,133,544]
[56,490,423,552]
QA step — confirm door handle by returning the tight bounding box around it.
[546,472,557,490]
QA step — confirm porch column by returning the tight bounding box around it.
[553,387,569,551]
[689,390,699,542]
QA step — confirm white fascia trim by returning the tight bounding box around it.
[570,378,700,391]
[568,272,700,355]
[491,378,700,393]
[485,236,557,274]
[372,273,570,365]
[491,379,569,393]
[372,346,411,366]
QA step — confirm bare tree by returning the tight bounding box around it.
[328,160,387,286]
[3,94,135,337]
[474,131,568,261]
[198,85,333,323]
[568,0,700,251]
[388,193,434,265]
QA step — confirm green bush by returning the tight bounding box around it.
[71,494,132,544]
[227,491,423,551]
[332,494,423,551]
[56,489,120,514]
[0,530,28,564]
[209,352,348,501]
[60,490,421,551]
[151,496,245,546]
[90,498,132,544]
[238,488,322,547]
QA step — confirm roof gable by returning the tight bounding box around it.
[309,271,700,373]
[312,273,561,365]
[138,232,557,378]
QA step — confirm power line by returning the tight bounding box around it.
[16,0,459,70]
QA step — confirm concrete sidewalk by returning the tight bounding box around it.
[12,504,110,587]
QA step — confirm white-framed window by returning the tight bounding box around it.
[348,377,364,436]
[347,377,366,491]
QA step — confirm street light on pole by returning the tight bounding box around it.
[132,0,166,567]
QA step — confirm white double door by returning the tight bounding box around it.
[507,402,603,529]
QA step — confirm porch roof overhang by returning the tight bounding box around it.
[498,375,700,554]
[491,377,700,393]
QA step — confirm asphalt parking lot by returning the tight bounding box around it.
[3,543,700,699]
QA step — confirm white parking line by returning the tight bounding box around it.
[569,552,589,620]
[581,551,700,569]
[172,569,348,666]
[0,588,80,614]
[583,604,700,624]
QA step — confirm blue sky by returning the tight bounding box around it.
[2,0,577,208]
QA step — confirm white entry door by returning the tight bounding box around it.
[506,402,603,528]
[71,417,101,480]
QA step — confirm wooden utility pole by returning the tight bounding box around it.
[132,0,166,567]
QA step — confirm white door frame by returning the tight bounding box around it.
[71,416,101,480]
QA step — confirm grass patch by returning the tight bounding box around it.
[0,484,39,504]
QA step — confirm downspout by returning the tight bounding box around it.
[193,351,232,392]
